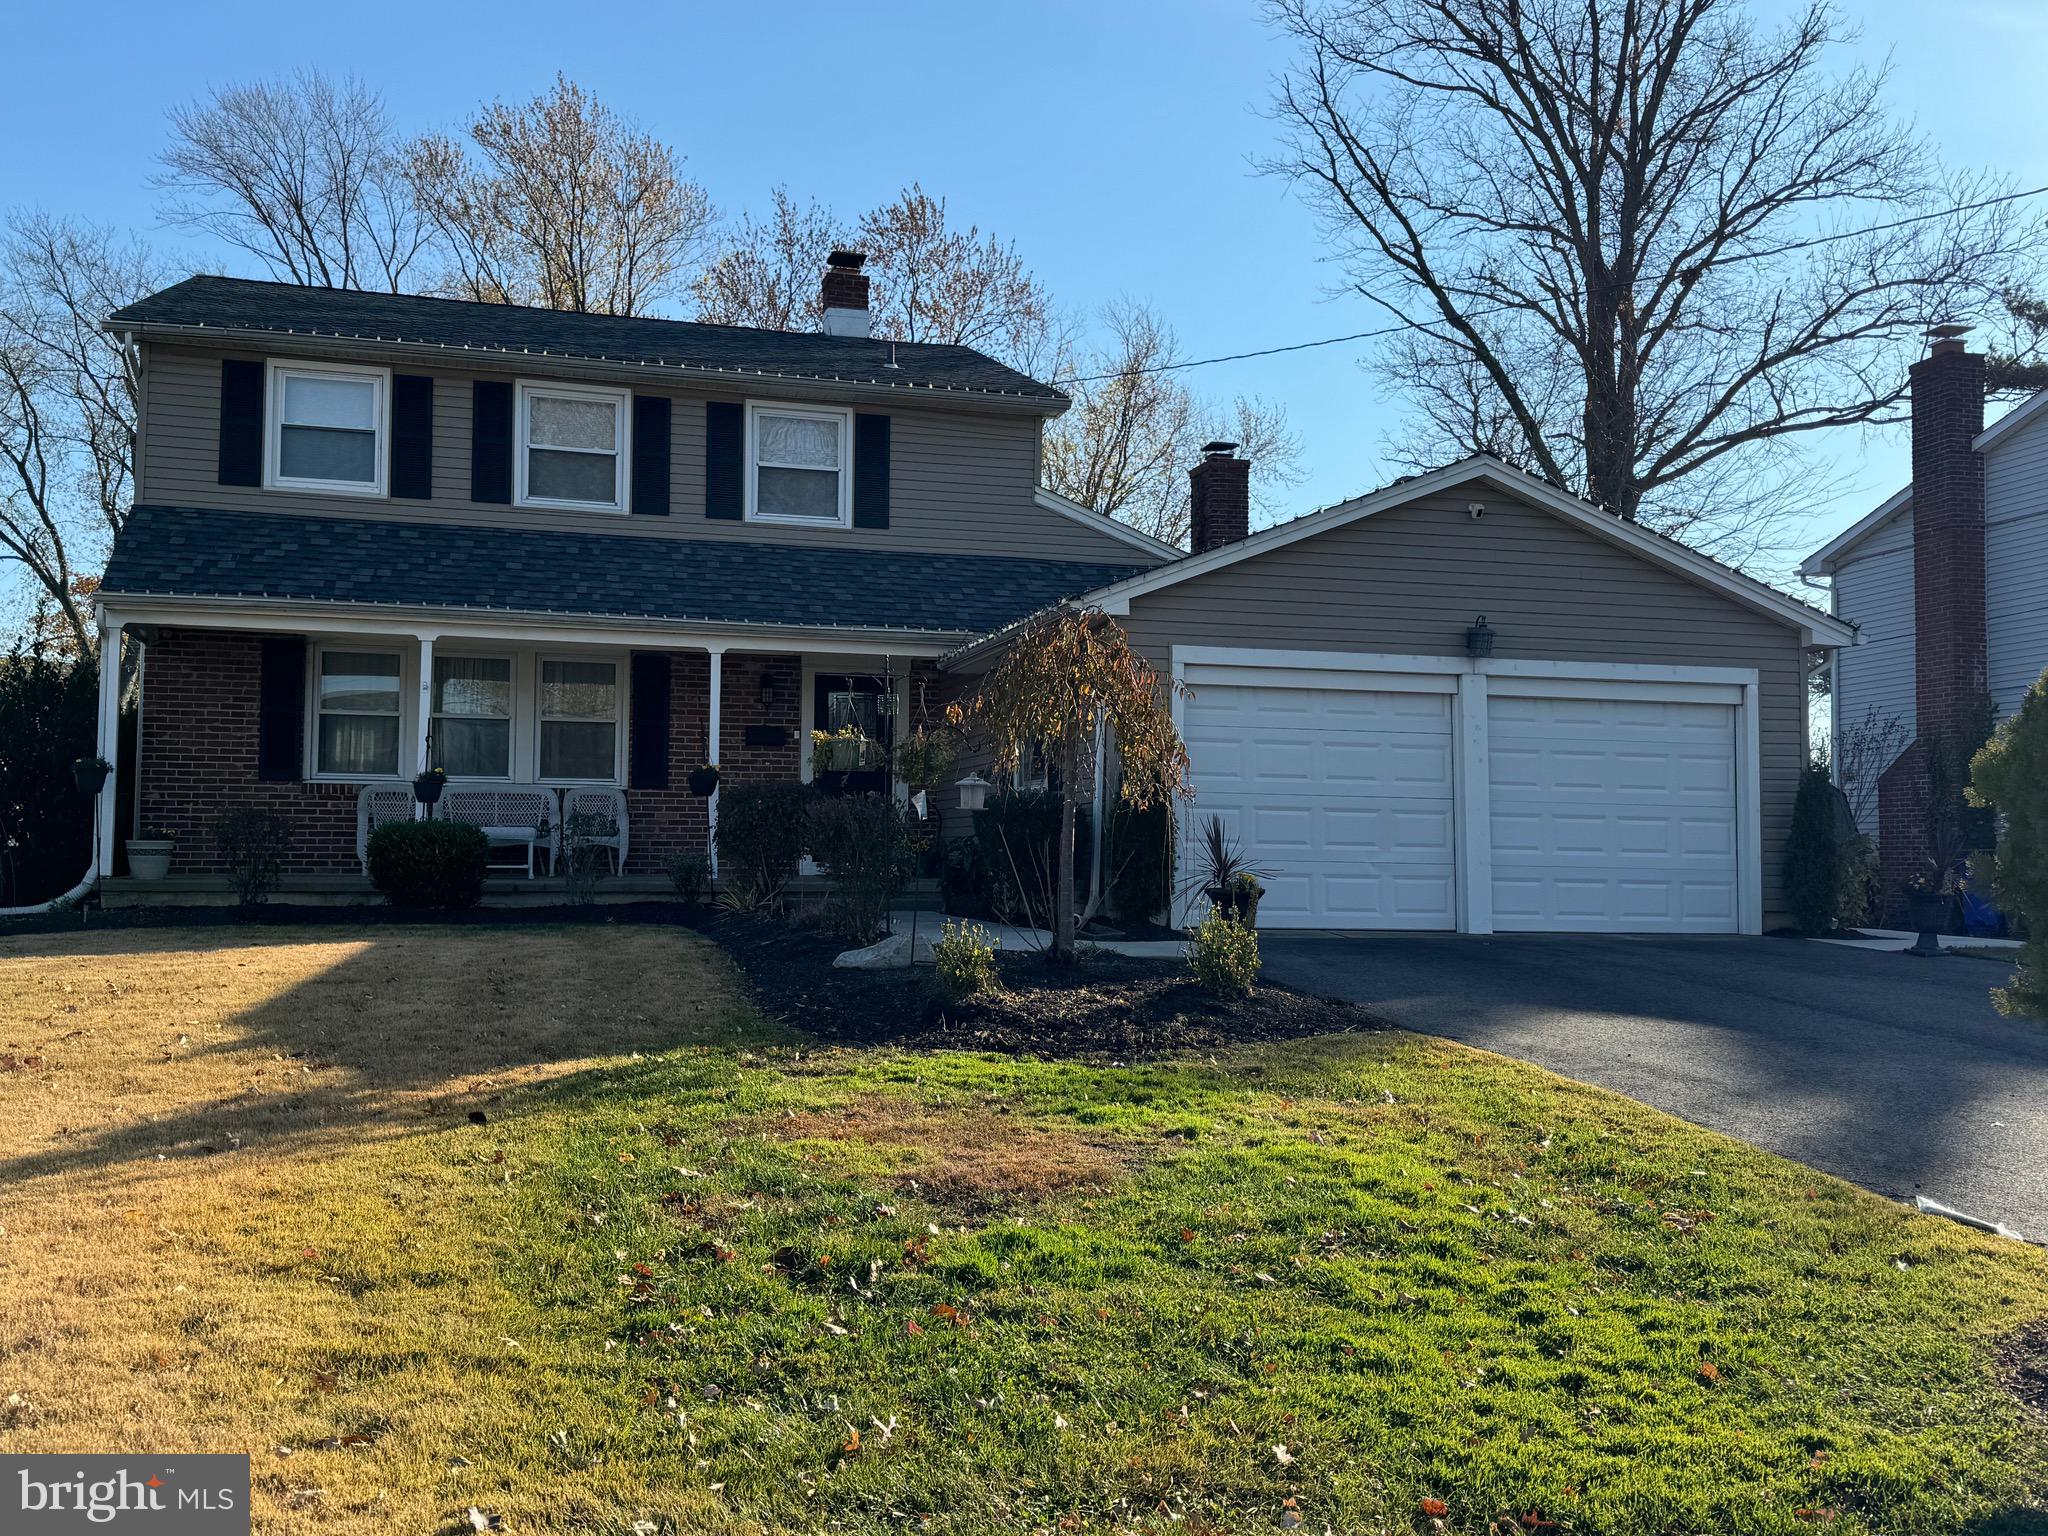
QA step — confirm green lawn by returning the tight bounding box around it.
[4,924,2046,1535]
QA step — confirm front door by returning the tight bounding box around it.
[812,673,893,797]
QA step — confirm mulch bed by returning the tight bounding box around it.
[1999,1318,2048,1416]
[705,912,1390,1060]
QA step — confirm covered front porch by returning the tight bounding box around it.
[91,599,953,902]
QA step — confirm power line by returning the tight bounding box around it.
[1054,183,2048,388]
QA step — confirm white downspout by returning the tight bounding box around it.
[1,619,120,916]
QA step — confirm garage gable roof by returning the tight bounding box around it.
[1083,456,1857,646]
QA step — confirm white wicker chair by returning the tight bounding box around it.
[357,783,418,875]
[559,786,630,875]
[441,785,561,877]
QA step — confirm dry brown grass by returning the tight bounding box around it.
[768,1098,1129,1211]
[0,923,745,1534]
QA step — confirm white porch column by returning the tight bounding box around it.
[706,648,724,877]
[414,632,436,775]
[95,618,123,877]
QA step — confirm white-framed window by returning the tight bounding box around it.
[430,655,514,780]
[515,380,629,511]
[746,402,853,526]
[313,646,403,778]
[538,656,620,782]
[267,361,389,497]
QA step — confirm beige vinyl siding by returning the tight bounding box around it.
[138,343,1154,566]
[1982,408,2048,719]
[1112,490,1812,925]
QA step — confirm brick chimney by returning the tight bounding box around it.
[1188,441,1250,553]
[1908,326,1989,744]
[821,250,870,338]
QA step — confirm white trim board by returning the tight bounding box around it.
[1799,485,1911,578]
[1172,645,1763,936]
[1975,385,2048,454]
[1088,457,1855,647]
[1032,486,1181,559]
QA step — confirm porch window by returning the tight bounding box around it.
[747,403,851,525]
[269,362,386,495]
[516,382,627,511]
[431,656,513,779]
[539,658,619,781]
[315,649,402,777]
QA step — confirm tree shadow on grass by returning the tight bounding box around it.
[0,922,777,1188]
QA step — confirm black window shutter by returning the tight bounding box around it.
[628,652,672,789]
[704,400,743,519]
[218,359,264,487]
[631,395,671,515]
[853,413,890,529]
[471,380,513,504]
[391,374,434,500]
[256,636,307,782]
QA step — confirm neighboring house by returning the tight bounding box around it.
[90,257,1851,933]
[1801,336,2048,894]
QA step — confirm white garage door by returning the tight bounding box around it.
[1181,680,1456,929]
[1486,692,1739,933]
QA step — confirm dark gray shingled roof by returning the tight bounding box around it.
[108,276,1068,406]
[102,504,1147,637]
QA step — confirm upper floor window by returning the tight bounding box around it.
[517,381,628,511]
[747,403,851,526]
[268,362,387,496]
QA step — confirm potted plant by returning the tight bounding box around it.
[125,820,177,880]
[412,765,448,813]
[1180,815,1273,928]
[892,727,959,791]
[1903,868,1950,957]
[72,755,112,795]
[813,726,867,772]
[688,762,721,797]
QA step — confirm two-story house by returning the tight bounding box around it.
[1801,335,2048,902]
[91,255,1852,933]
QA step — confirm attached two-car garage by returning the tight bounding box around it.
[1173,650,1754,935]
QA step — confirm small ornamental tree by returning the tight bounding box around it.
[1783,762,1842,934]
[1970,669,2048,1018]
[952,608,1189,964]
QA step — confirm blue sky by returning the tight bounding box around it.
[7,0,2046,578]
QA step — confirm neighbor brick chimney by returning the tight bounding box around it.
[1188,441,1250,553]
[821,250,870,338]
[1908,327,1989,745]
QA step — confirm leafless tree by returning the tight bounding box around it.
[157,70,427,292]
[1833,704,1910,831]
[693,189,849,331]
[1043,302,1304,547]
[407,75,713,316]
[0,215,168,655]
[1267,0,2037,560]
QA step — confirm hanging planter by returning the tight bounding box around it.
[688,763,722,797]
[72,756,112,796]
[412,767,448,810]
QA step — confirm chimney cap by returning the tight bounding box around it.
[1199,440,1240,458]
[826,249,866,271]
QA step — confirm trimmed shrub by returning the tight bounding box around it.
[808,792,910,943]
[1189,906,1260,998]
[1971,668,2048,1017]
[1836,834,1881,929]
[1782,762,1841,934]
[1107,798,1172,924]
[715,782,812,910]
[933,919,1001,1002]
[214,807,294,906]
[970,789,1090,924]
[665,853,711,907]
[0,646,97,905]
[367,819,488,908]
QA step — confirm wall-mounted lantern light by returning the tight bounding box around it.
[758,672,779,708]
[1466,615,1496,658]
[955,772,991,812]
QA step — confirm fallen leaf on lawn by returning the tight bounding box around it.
[466,1508,504,1532]
[1271,1443,1294,1466]
[1698,1362,1721,1384]
[1280,1496,1303,1529]
[904,1320,924,1335]
[842,1426,861,1454]
[1419,1496,1449,1517]
[1181,1228,1197,1243]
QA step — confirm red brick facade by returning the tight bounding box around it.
[136,627,807,877]
[1189,444,1250,553]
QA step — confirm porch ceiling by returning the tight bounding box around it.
[103,503,1148,641]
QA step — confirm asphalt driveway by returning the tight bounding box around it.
[1261,932,2048,1237]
